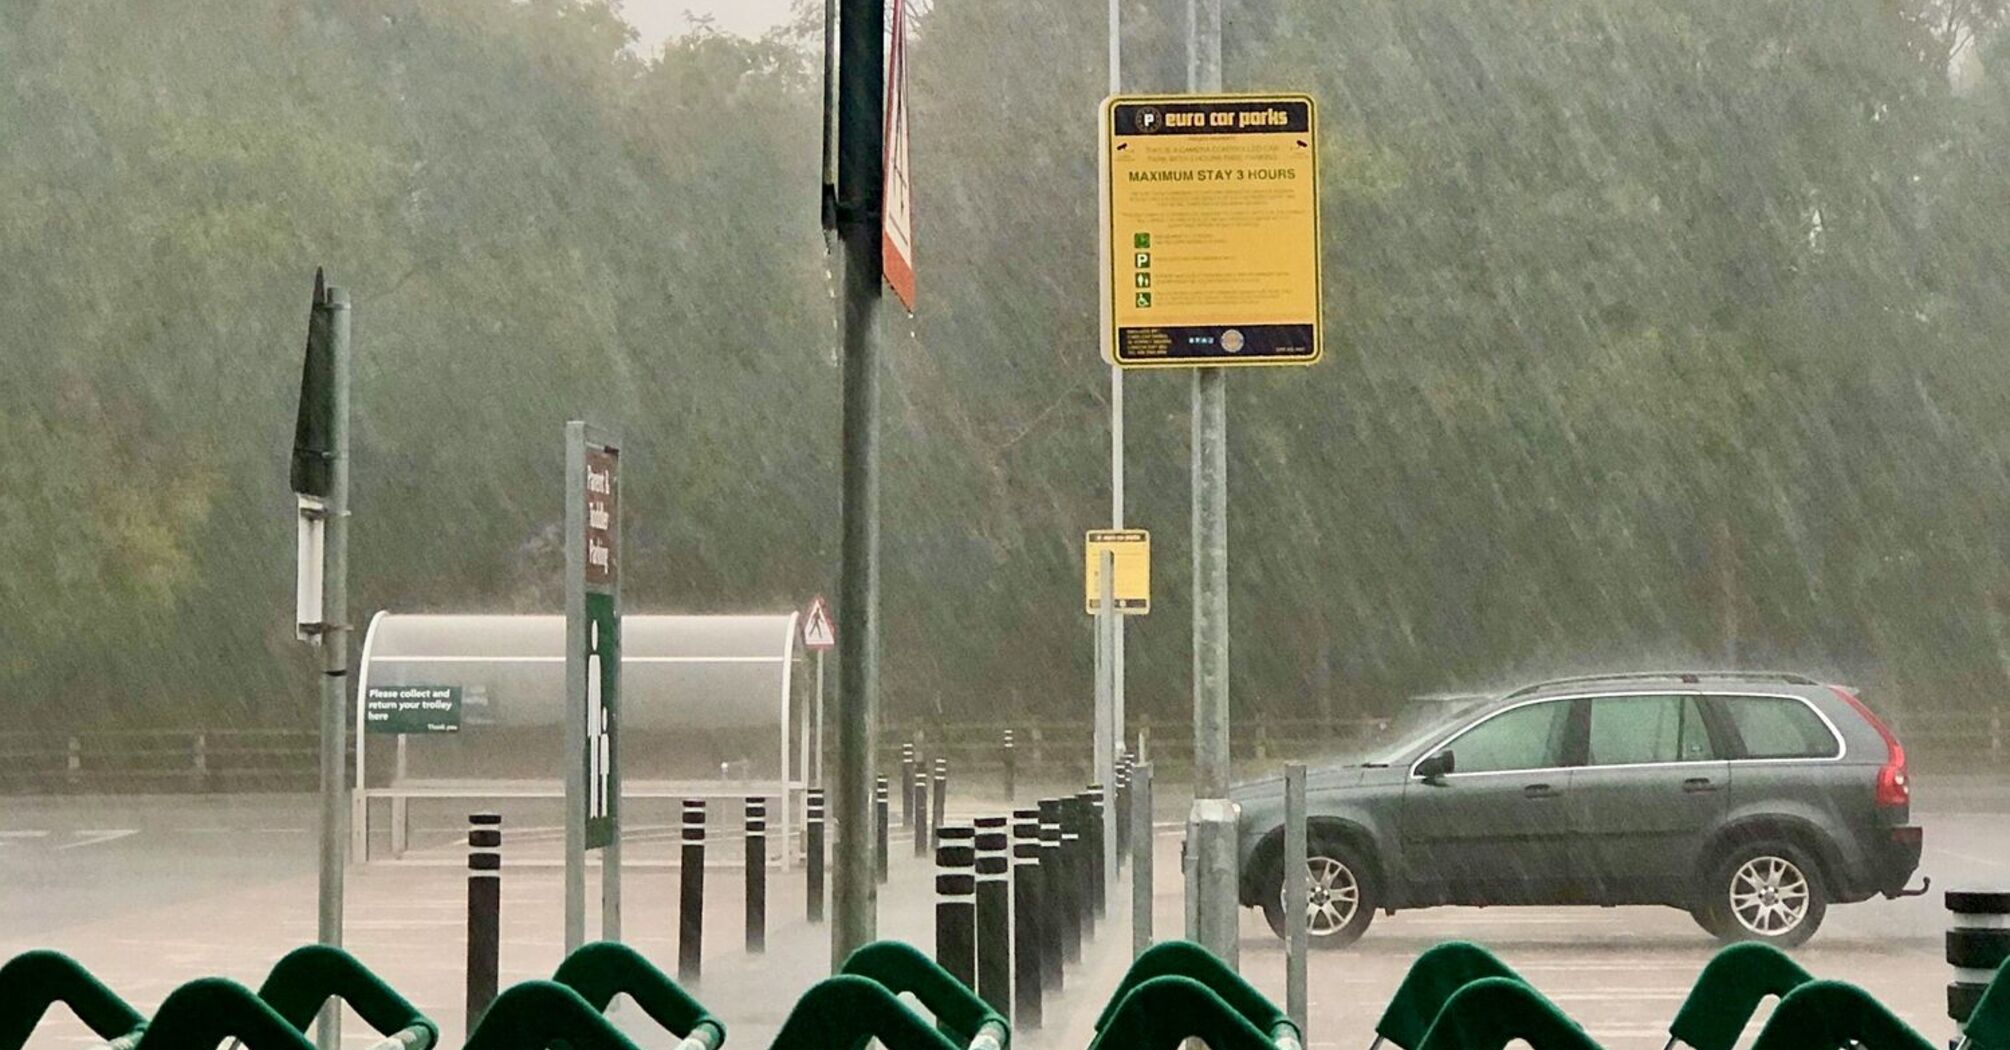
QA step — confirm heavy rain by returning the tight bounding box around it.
[1,1,2006,1049]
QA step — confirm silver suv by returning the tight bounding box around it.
[1232,672,1925,947]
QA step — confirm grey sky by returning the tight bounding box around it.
[618,0,797,49]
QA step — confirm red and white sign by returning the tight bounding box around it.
[881,0,915,310]
[803,595,837,651]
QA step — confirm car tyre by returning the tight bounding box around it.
[1262,833,1378,949]
[1694,840,1827,948]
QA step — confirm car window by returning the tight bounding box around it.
[1587,695,1718,765]
[1442,700,1573,773]
[1724,695,1840,759]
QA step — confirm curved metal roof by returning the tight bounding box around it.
[358,612,799,732]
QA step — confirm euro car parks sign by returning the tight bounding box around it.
[1101,94,1322,368]
[1084,529,1151,615]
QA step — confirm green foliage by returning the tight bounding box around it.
[2,0,2008,730]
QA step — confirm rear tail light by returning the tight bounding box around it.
[1829,685,1909,808]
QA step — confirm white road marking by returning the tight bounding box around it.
[1939,847,2010,871]
[0,830,50,838]
[56,830,138,851]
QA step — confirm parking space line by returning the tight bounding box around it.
[55,830,138,851]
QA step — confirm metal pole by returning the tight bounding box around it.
[466,813,501,1031]
[831,0,886,968]
[1185,0,1238,967]
[315,285,351,1050]
[679,800,705,984]
[814,652,826,786]
[564,423,587,953]
[1284,763,1309,1035]
[1132,762,1154,959]
[1107,0,1128,861]
[1096,552,1118,914]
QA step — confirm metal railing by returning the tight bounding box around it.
[0,707,2000,795]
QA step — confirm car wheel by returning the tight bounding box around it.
[1694,840,1827,948]
[1262,835,1378,948]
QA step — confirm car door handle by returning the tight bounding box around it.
[1682,777,1720,794]
[1522,783,1560,799]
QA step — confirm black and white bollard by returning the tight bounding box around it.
[901,744,917,830]
[1055,797,1084,965]
[914,770,932,858]
[806,788,826,923]
[1011,809,1045,1027]
[1115,756,1133,861]
[466,813,501,1029]
[875,776,890,884]
[974,816,1011,1017]
[932,759,949,840]
[1093,780,1109,909]
[744,796,766,954]
[935,824,978,990]
[1948,889,2010,1040]
[1003,731,1017,803]
[1037,799,1067,989]
[679,799,705,984]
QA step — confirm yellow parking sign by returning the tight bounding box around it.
[1101,94,1322,368]
[1085,529,1150,615]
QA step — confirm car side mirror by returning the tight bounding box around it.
[1416,751,1455,782]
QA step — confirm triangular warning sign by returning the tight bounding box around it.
[803,596,837,651]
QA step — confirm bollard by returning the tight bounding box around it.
[1038,798,1070,987]
[1284,763,1309,1037]
[679,799,705,984]
[1115,763,1131,863]
[1003,731,1017,803]
[974,816,1011,1019]
[936,825,978,991]
[1056,797,1085,965]
[901,743,917,830]
[466,813,502,1029]
[806,788,826,923]
[933,759,949,839]
[744,797,766,954]
[1948,890,2010,1035]
[915,771,932,858]
[875,776,890,884]
[1132,762,1154,959]
[1012,809,1045,1028]
[1085,785,1107,920]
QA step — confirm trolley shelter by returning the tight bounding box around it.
[351,611,809,868]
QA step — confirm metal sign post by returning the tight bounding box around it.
[1093,0,1322,963]
[828,0,887,969]
[288,270,350,1050]
[1095,551,1119,917]
[565,421,622,952]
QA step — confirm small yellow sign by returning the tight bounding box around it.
[1101,93,1321,368]
[1085,529,1150,615]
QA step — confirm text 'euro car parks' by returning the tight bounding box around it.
[1101,94,1322,368]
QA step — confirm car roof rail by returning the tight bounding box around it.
[1505,670,1818,698]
